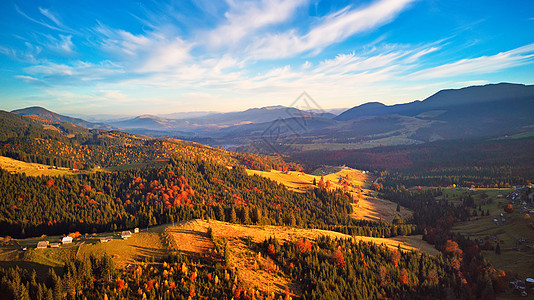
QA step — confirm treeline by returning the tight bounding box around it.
[290,137,534,187]
[0,156,421,239]
[0,253,244,300]
[235,152,303,172]
[260,235,506,299]
[0,157,360,238]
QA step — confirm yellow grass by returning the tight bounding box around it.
[0,155,78,176]
[77,226,167,267]
[169,219,438,257]
[247,167,413,222]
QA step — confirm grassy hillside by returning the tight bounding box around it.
[0,156,79,176]
[247,166,413,223]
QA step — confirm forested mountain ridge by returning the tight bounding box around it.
[335,83,534,120]
[11,106,114,130]
[0,110,301,172]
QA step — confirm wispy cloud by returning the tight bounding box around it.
[0,43,42,63]
[95,24,193,73]
[15,75,41,83]
[409,43,534,80]
[15,4,70,33]
[38,7,62,27]
[24,60,124,84]
[205,0,306,48]
[246,0,415,59]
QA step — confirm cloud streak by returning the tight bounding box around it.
[409,43,534,80]
[246,0,416,59]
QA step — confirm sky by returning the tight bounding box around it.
[0,0,533,116]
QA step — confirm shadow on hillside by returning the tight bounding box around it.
[130,244,167,262]
[0,260,63,282]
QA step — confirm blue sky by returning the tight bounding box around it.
[1,0,533,116]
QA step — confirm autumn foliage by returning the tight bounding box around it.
[503,204,513,213]
[330,249,345,269]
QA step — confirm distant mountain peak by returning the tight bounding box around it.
[137,114,160,119]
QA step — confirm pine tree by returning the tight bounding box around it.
[229,206,237,223]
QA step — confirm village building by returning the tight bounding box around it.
[100,236,113,243]
[36,241,49,249]
[62,236,73,244]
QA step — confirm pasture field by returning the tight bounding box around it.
[247,166,413,222]
[0,156,78,176]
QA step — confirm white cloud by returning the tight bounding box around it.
[405,47,439,63]
[15,5,70,33]
[38,7,62,27]
[409,43,534,79]
[95,24,193,73]
[247,0,415,59]
[206,0,306,48]
[15,75,41,83]
[26,62,74,76]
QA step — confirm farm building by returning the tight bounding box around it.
[121,231,132,239]
[100,236,113,243]
[61,236,73,244]
[36,241,49,249]
[50,243,60,248]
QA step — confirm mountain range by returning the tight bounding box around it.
[10,83,534,150]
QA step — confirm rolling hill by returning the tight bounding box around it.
[11,106,114,130]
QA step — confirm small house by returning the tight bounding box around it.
[100,236,113,243]
[36,241,49,249]
[62,236,73,244]
[50,243,60,248]
[121,231,132,239]
[134,228,139,233]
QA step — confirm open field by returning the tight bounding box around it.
[0,224,168,279]
[247,166,413,222]
[0,155,79,176]
[77,226,167,267]
[167,219,438,257]
[351,196,412,222]
[451,189,534,281]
